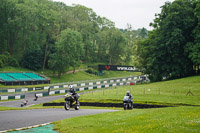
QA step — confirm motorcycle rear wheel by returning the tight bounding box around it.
[75,101,80,110]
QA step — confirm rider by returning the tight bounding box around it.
[126,91,133,106]
[68,85,78,103]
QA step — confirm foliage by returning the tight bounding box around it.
[137,0,198,81]
[48,28,83,76]
[21,45,43,70]
[96,28,127,65]
[0,52,19,68]
[0,0,144,71]
[185,0,200,73]
[86,68,97,75]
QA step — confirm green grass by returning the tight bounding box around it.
[0,66,140,86]
[53,106,200,133]
[0,106,48,111]
[49,71,140,84]
[0,66,31,72]
[52,76,200,106]
[79,76,200,106]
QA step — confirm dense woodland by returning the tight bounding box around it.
[0,0,199,81]
[0,0,147,75]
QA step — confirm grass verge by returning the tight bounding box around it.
[51,76,200,106]
[53,106,200,133]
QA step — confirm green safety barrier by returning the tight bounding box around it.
[36,80,136,97]
[0,76,140,93]
[0,94,25,100]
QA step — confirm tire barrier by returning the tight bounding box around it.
[0,95,25,100]
[0,75,145,93]
[43,102,169,109]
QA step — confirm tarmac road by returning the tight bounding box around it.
[0,108,118,131]
[0,89,106,108]
[0,93,64,107]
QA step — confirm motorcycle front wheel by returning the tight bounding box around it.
[64,101,70,110]
[124,104,127,110]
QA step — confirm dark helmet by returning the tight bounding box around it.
[69,85,75,93]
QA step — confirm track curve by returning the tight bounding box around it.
[0,108,118,131]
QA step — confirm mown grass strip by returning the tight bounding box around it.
[53,106,200,133]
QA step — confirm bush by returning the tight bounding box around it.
[86,68,97,75]
[87,68,93,74]
[8,58,19,67]
[0,60,3,68]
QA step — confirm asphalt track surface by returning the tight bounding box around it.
[0,89,105,108]
[0,108,118,131]
[0,93,119,131]
[0,93,64,107]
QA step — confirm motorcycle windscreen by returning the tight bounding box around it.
[123,96,129,101]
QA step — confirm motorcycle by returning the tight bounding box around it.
[123,96,133,110]
[64,92,80,110]
[21,99,28,107]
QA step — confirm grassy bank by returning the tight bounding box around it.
[52,76,200,106]
[79,76,200,106]
[53,106,200,133]
[0,66,140,88]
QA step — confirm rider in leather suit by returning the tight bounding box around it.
[68,85,78,103]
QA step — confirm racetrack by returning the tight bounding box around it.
[0,108,118,131]
[0,92,119,132]
[0,93,64,107]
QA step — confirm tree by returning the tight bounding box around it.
[137,27,148,39]
[48,28,83,77]
[138,0,196,81]
[185,0,200,74]
[107,28,126,65]
[21,45,43,70]
[123,24,137,65]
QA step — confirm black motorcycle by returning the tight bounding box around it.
[123,96,133,110]
[64,92,80,110]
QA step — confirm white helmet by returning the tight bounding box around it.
[69,85,73,89]
[126,91,130,96]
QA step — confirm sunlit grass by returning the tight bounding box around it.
[51,76,200,106]
[53,106,200,133]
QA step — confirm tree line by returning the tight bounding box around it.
[135,0,200,81]
[1,0,198,82]
[0,0,147,76]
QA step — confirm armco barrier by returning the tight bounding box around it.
[0,95,25,100]
[0,76,142,93]
[36,80,134,97]
[43,102,169,109]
